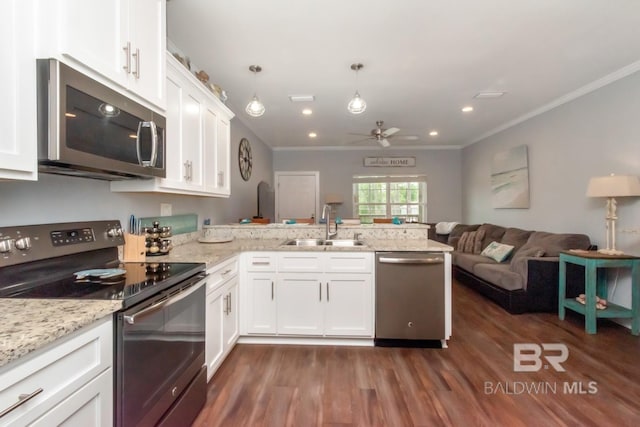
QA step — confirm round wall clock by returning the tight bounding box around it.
[238,138,253,181]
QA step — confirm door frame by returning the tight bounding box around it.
[274,171,320,223]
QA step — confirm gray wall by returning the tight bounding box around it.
[461,69,640,317]
[0,118,272,228]
[272,148,462,223]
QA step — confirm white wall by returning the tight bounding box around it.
[272,148,462,223]
[461,69,640,317]
[0,118,273,228]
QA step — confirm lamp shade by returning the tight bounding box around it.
[586,174,640,198]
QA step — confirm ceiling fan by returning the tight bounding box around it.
[349,121,417,147]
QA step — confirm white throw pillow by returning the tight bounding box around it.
[481,241,515,263]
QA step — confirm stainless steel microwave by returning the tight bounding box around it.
[37,59,166,180]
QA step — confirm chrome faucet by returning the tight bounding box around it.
[321,204,338,240]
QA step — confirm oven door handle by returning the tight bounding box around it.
[124,275,206,325]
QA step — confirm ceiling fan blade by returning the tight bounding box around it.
[379,138,391,148]
[382,127,400,137]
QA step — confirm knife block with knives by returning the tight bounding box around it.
[123,233,146,262]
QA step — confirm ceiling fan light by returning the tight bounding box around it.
[245,95,265,117]
[347,91,367,114]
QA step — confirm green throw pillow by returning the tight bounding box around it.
[481,241,515,263]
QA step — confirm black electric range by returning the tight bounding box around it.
[0,220,205,308]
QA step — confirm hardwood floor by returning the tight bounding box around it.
[194,280,640,426]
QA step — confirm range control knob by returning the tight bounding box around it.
[0,239,15,253]
[15,237,31,251]
[107,227,123,238]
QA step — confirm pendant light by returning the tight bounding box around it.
[245,65,265,117]
[347,63,367,115]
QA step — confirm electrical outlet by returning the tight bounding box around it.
[160,203,172,216]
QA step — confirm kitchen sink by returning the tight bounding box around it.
[281,239,366,247]
[323,239,366,246]
[282,239,326,246]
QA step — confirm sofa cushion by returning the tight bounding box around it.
[521,231,591,257]
[454,252,498,272]
[477,224,507,251]
[449,224,480,248]
[473,263,525,291]
[509,246,546,284]
[473,229,486,254]
[457,231,470,251]
[481,241,515,262]
[501,227,533,256]
[464,231,477,253]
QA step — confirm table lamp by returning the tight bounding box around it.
[586,174,640,255]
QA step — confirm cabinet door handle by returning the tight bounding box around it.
[326,282,330,301]
[218,171,224,187]
[0,388,44,418]
[183,161,189,180]
[132,48,140,79]
[227,292,232,314]
[224,294,229,315]
[122,42,131,74]
[189,161,193,180]
[271,281,274,300]
[319,282,322,301]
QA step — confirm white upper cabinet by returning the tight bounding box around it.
[39,0,166,110]
[111,54,234,197]
[0,0,37,181]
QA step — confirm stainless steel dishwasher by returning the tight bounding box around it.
[375,252,446,347]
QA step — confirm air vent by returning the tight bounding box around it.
[474,91,506,99]
[288,95,315,102]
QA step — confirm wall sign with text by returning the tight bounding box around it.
[363,157,416,167]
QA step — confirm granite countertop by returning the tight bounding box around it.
[0,236,452,369]
[0,299,122,369]
[162,238,453,268]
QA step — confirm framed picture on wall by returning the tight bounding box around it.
[491,145,530,209]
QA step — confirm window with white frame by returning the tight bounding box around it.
[353,175,427,222]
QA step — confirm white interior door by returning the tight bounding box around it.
[275,171,319,223]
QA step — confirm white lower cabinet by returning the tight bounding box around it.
[241,252,374,338]
[277,275,324,335]
[205,257,239,381]
[0,317,113,427]
[324,274,373,336]
[245,273,277,334]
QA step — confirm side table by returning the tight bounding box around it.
[558,250,640,335]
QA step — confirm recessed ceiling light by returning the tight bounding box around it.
[308,132,317,138]
[461,106,474,113]
[289,95,315,102]
[474,91,506,99]
[429,130,438,136]
[302,108,313,115]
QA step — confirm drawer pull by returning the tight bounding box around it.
[221,268,233,276]
[252,261,271,266]
[0,388,44,418]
